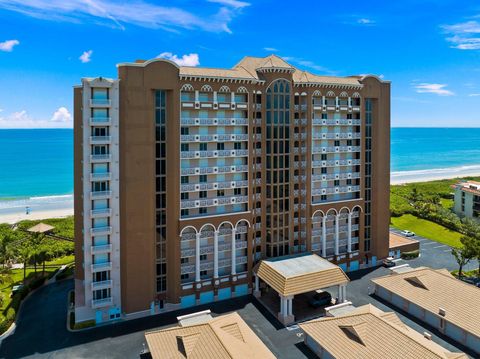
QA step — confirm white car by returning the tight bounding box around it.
[401,230,415,237]
[383,256,396,267]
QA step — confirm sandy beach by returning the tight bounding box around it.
[0,195,73,224]
[391,165,480,185]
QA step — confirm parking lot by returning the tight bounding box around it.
[1,232,477,358]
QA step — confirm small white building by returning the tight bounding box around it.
[452,180,480,220]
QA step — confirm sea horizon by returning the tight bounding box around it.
[2,127,480,204]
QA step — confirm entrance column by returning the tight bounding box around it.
[347,212,352,253]
[195,232,201,282]
[322,216,327,257]
[253,274,261,298]
[231,228,237,275]
[213,230,219,279]
[335,214,340,256]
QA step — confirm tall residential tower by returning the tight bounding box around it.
[74,55,390,324]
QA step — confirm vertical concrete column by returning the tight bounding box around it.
[279,294,286,316]
[213,91,218,103]
[335,96,339,107]
[348,97,352,107]
[195,232,201,282]
[335,214,340,256]
[338,285,343,302]
[322,216,327,257]
[231,91,235,104]
[195,90,199,102]
[288,297,293,316]
[343,285,347,302]
[347,212,352,253]
[322,96,326,107]
[213,230,219,279]
[231,228,237,275]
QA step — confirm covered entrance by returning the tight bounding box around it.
[253,253,350,325]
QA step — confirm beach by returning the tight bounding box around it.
[0,195,73,224]
[391,165,480,185]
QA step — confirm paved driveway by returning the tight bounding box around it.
[1,238,477,358]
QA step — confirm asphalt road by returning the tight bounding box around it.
[1,233,477,358]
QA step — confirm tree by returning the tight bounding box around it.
[452,237,476,278]
[461,235,480,277]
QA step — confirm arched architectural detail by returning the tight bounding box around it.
[180,225,198,235]
[200,84,213,92]
[326,90,336,97]
[339,91,348,98]
[235,219,251,229]
[294,92,300,96]
[300,92,307,96]
[326,208,338,215]
[218,221,234,230]
[312,209,326,218]
[218,85,231,93]
[181,84,194,92]
[352,205,363,212]
[312,90,322,96]
[352,92,361,98]
[236,86,248,93]
[199,223,215,233]
[339,206,351,214]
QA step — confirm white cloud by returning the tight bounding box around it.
[207,0,250,9]
[357,18,375,25]
[442,20,480,50]
[0,0,247,33]
[0,39,19,52]
[51,107,72,122]
[264,47,278,52]
[0,107,73,129]
[469,93,480,97]
[157,52,200,66]
[414,83,454,96]
[79,50,92,63]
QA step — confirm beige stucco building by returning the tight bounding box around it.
[73,55,391,324]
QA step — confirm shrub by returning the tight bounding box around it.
[401,250,420,260]
[73,319,96,330]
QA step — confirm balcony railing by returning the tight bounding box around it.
[312,172,361,181]
[180,195,248,209]
[91,297,113,308]
[180,180,248,192]
[90,190,112,199]
[91,244,112,255]
[91,279,112,290]
[312,159,361,168]
[312,133,361,140]
[311,186,361,196]
[90,208,112,217]
[180,149,249,159]
[312,146,361,154]
[180,134,249,142]
[90,226,112,235]
[90,99,111,107]
[180,164,248,176]
[89,117,111,125]
[90,154,111,162]
[90,172,111,181]
[91,262,112,272]
[90,136,111,144]
[180,118,248,126]
[312,118,361,126]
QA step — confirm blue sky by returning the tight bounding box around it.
[0,0,479,128]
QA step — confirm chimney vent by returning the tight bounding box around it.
[439,308,446,316]
[424,332,432,340]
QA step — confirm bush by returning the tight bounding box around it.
[73,319,96,330]
[56,265,74,281]
[28,276,45,291]
[401,250,420,260]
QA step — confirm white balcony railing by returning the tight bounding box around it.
[90,208,112,217]
[90,191,112,199]
[90,99,111,107]
[90,136,111,144]
[90,154,111,162]
[91,297,113,308]
[91,244,112,255]
[91,262,112,272]
[90,172,111,181]
[89,117,111,125]
[91,279,112,290]
[90,226,112,235]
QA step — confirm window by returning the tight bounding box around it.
[181,193,189,200]
[217,142,224,150]
[181,127,189,135]
[181,176,189,184]
[199,191,207,198]
[217,190,225,197]
[181,257,189,264]
[93,288,111,300]
[199,207,207,214]
[234,142,241,150]
[200,254,207,261]
[181,274,189,280]
[181,143,189,152]
[200,143,207,151]
[334,180,340,186]
[199,175,207,183]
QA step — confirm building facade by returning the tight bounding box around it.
[74,55,391,324]
[452,180,480,221]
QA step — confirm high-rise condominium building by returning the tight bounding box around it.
[73,55,390,324]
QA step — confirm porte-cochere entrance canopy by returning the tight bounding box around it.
[253,253,350,324]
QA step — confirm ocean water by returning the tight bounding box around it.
[1,128,480,206]
[0,129,73,201]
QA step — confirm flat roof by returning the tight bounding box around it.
[145,312,275,359]
[254,253,349,296]
[299,304,467,359]
[372,267,480,338]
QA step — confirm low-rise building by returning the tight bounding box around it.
[144,311,275,358]
[299,304,467,359]
[389,232,419,258]
[452,180,480,220]
[371,267,480,355]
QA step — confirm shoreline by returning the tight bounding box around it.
[1,165,480,224]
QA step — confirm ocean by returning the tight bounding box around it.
[1,128,480,207]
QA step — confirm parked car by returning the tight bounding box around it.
[11,284,24,297]
[383,256,396,267]
[401,230,415,237]
[308,290,332,308]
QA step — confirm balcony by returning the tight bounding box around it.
[90,99,111,107]
[90,191,112,199]
[180,180,248,192]
[91,279,112,290]
[90,154,111,162]
[312,159,361,168]
[91,297,113,309]
[312,146,361,154]
[180,195,248,209]
[90,136,111,144]
[180,164,248,176]
[89,117,111,125]
[90,226,112,235]
[91,262,112,272]
[90,208,112,217]
[312,133,361,140]
[180,118,248,126]
[90,172,111,181]
[311,185,361,196]
[91,244,112,255]
[180,149,249,159]
[313,118,361,126]
[312,172,361,182]
[180,134,249,143]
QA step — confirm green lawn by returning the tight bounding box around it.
[391,214,463,248]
